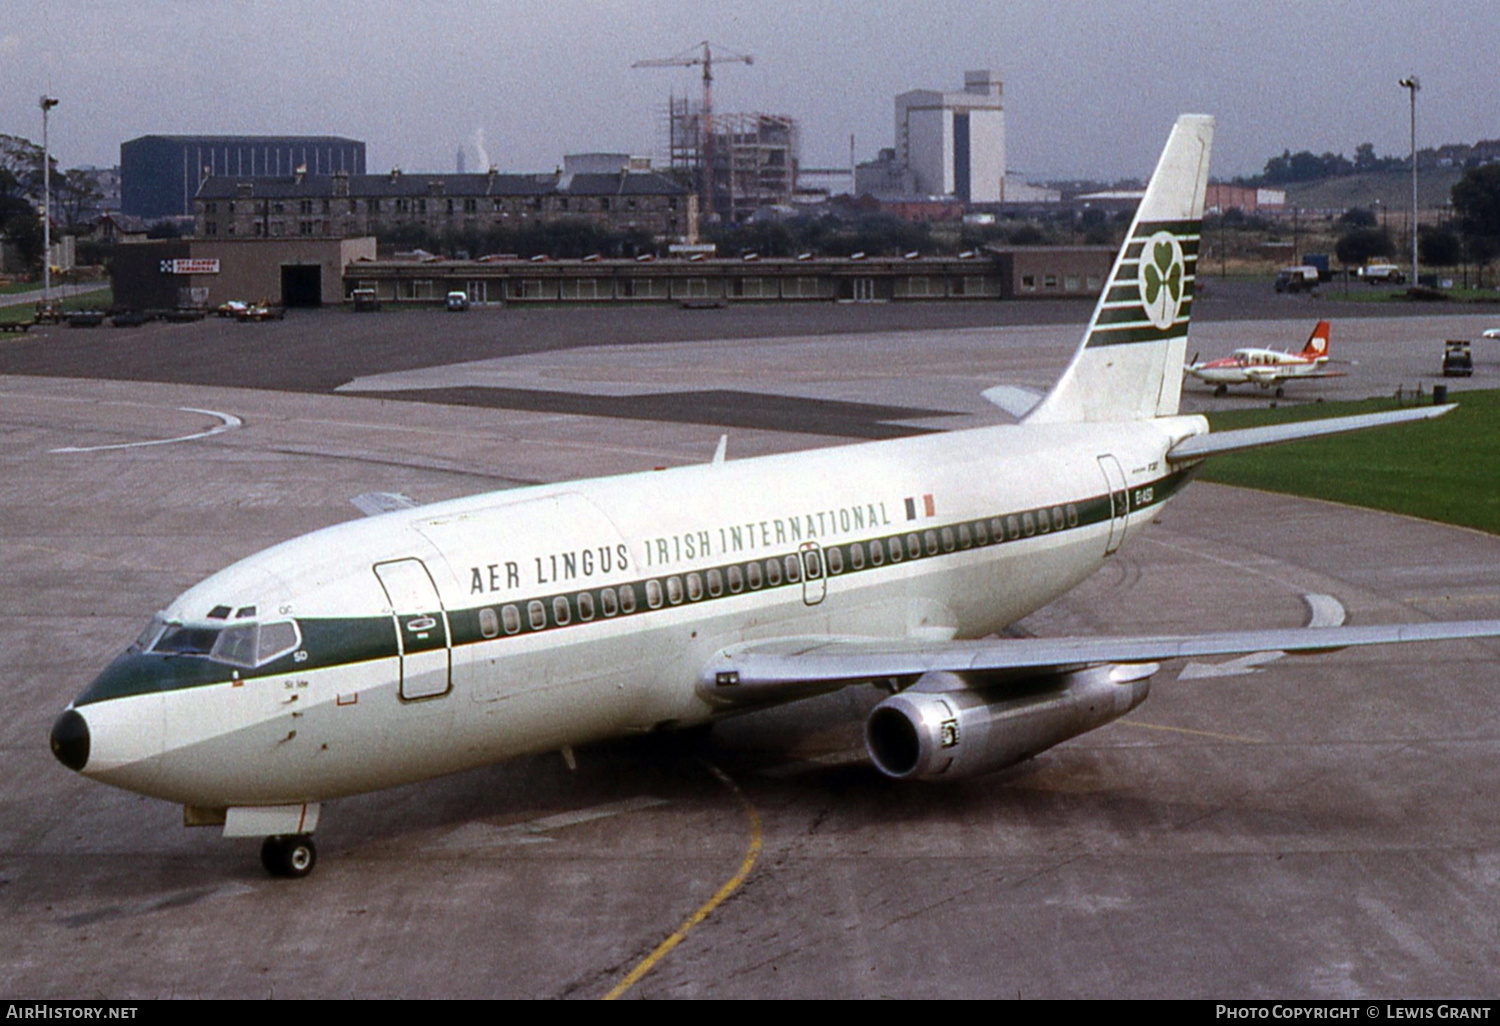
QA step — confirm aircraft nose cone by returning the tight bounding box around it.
[50,709,90,772]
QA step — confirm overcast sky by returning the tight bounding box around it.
[3,0,1496,183]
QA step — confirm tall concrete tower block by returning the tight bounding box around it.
[895,70,1005,203]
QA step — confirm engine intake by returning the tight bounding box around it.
[865,666,1152,781]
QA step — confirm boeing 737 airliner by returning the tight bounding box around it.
[50,116,1500,877]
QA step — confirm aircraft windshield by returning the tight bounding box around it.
[139,617,301,668]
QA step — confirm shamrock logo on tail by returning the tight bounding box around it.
[1138,231,1185,330]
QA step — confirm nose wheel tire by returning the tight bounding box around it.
[261,834,317,878]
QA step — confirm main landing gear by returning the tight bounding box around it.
[260,834,317,878]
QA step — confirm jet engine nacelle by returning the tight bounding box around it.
[864,665,1153,781]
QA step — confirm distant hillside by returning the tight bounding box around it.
[1281,169,1463,213]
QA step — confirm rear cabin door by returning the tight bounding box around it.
[1096,454,1130,556]
[374,558,452,700]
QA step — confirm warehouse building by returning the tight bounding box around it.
[122,135,366,220]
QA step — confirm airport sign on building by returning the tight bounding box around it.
[160,258,221,275]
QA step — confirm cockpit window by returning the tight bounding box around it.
[133,617,167,652]
[255,621,299,663]
[142,617,302,669]
[154,625,222,657]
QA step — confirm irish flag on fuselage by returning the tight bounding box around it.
[1025,114,1214,425]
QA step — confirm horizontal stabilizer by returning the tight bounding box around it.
[981,385,1044,418]
[698,619,1500,704]
[1168,404,1454,463]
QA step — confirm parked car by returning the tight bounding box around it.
[445,291,470,312]
[1442,341,1473,377]
[1274,265,1320,293]
[1357,263,1406,285]
[236,302,285,322]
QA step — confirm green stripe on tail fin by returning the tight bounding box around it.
[1025,115,1214,424]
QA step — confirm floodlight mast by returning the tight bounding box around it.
[40,95,59,303]
[1399,77,1419,286]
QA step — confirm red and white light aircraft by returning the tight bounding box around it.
[1185,320,1340,396]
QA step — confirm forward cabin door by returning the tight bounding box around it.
[374,558,453,700]
[1096,455,1130,556]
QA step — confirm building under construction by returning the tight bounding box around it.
[665,98,799,224]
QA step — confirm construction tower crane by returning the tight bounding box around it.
[633,41,753,220]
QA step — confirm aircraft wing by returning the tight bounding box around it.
[697,620,1500,706]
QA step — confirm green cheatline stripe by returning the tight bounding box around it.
[1087,322,1192,346]
[1093,300,1195,327]
[73,468,1198,704]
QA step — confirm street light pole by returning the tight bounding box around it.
[39,95,59,303]
[1399,77,1419,286]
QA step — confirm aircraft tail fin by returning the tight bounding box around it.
[1302,320,1331,358]
[1025,115,1214,424]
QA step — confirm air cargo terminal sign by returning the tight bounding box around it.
[160,258,220,275]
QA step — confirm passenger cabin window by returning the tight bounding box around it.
[502,605,522,634]
[600,588,619,617]
[528,600,547,630]
[686,573,703,601]
[726,565,744,592]
[646,580,664,608]
[666,576,684,604]
[619,585,638,614]
[479,607,500,638]
[576,592,595,621]
[765,559,782,586]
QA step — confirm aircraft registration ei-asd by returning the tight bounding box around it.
[1184,319,1342,396]
[50,116,1500,878]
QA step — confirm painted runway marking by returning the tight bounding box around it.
[1178,592,1346,679]
[603,761,762,1000]
[50,407,243,453]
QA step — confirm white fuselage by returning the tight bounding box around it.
[71,415,1206,808]
[1187,348,1325,386]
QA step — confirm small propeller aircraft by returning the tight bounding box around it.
[1185,320,1341,396]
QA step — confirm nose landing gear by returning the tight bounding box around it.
[261,834,317,878]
